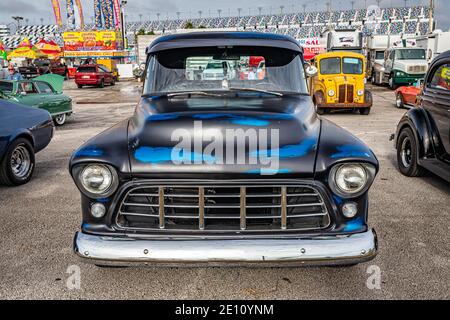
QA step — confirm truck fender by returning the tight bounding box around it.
[395,108,433,159]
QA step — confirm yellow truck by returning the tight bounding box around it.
[97,58,119,81]
[311,51,372,115]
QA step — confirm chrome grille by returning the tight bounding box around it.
[408,65,426,74]
[115,184,330,232]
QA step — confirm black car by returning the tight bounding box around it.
[70,32,379,267]
[0,99,54,186]
[394,51,450,182]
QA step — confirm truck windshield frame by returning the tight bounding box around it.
[143,46,308,95]
[395,49,426,60]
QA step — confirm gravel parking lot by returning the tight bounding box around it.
[0,81,448,299]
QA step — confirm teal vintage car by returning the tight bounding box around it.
[0,74,72,126]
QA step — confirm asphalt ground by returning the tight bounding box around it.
[0,81,448,299]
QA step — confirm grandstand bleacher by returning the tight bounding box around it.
[0,5,433,49]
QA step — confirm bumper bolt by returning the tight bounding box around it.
[84,251,89,256]
[361,250,366,255]
[143,249,149,254]
[300,248,306,254]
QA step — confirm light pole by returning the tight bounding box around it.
[198,10,202,19]
[351,1,355,10]
[177,12,181,20]
[302,4,307,13]
[280,6,284,15]
[237,8,242,18]
[12,16,24,31]
[258,7,262,16]
[217,9,221,18]
[120,1,127,51]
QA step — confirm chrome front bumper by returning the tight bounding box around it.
[74,230,377,267]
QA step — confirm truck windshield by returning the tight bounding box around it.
[144,46,308,95]
[342,57,363,74]
[375,51,384,60]
[320,57,341,74]
[395,49,426,60]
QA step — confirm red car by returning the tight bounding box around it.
[394,81,423,109]
[75,64,116,89]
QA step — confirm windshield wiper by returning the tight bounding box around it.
[227,87,283,97]
[166,91,224,98]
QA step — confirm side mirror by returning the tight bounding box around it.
[305,64,318,77]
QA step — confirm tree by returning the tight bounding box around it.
[184,21,194,29]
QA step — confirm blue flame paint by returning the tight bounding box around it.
[330,145,372,159]
[147,114,179,121]
[250,136,316,158]
[134,146,215,164]
[246,168,292,174]
[333,195,344,205]
[343,217,364,232]
[75,146,104,157]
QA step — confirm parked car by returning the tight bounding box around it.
[394,80,423,109]
[394,51,450,182]
[18,59,47,79]
[0,99,54,186]
[75,64,116,88]
[70,32,379,267]
[0,74,72,126]
[311,51,373,115]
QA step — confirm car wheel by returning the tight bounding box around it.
[359,108,371,115]
[388,75,397,90]
[99,79,105,88]
[396,127,424,177]
[54,113,66,126]
[0,138,35,186]
[396,93,405,108]
[77,84,83,89]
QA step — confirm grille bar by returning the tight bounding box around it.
[117,184,330,232]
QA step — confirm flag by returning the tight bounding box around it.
[66,0,76,29]
[94,0,103,29]
[74,0,85,29]
[112,0,122,29]
[51,0,63,27]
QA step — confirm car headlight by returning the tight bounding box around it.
[329,163,376,198]
[357,89,364,96]
[73,164,119,198]
[328,89,335,97]
[396,71,405,77]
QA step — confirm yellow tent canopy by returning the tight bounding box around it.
[8,37,47,60]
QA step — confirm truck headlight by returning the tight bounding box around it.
[329,163,376,198]
[357,89,364,96]
[73,164,119,198]
[328,89,335,97]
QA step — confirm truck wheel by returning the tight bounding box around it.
[388,75,397,90]
[0,138,35,186]
[359,108,371,115]
[396,128,424,177]
[371,70,376,84]
[396,93,405,109]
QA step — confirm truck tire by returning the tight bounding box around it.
[388,74,397,90]
[396,127,425,177]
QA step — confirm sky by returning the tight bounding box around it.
[0,0,449,31]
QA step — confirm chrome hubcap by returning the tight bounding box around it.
[400,137,412,168]
[10,145,31,178]
[396,96,402,107]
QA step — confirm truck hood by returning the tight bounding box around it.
[127,95,320,178]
